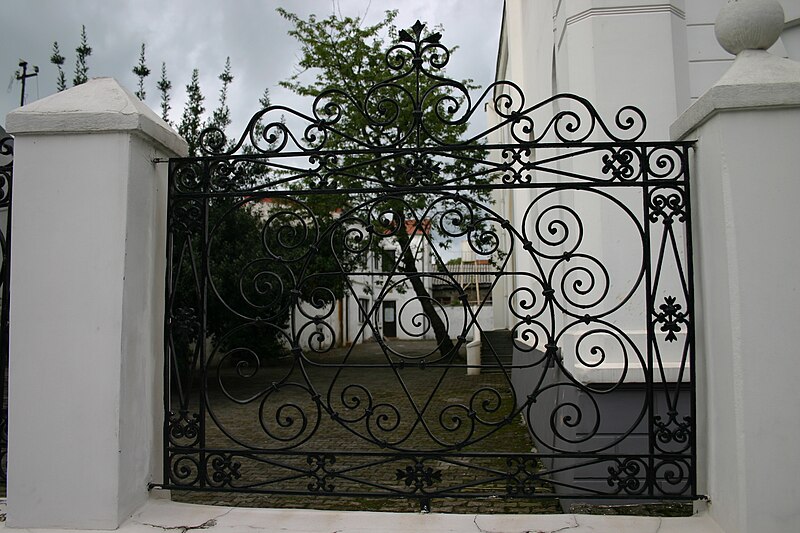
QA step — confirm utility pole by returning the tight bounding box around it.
[15,60,39,107]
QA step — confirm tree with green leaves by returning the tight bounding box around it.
[177,69,205,156]
[210,57,233,130]
[173,60,291,362]
[277,9,490,358]
[157,62,172,123]
[50,42,67,92]
[132,43,150,100]
[73,25,92,86]
[258,87,271,110]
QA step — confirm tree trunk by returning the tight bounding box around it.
[395,230,456,360]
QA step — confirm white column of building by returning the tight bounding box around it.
[551,0,691,379]
[671,1,800,531]
[4,78,187,529]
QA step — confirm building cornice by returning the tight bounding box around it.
[565,4,686,28]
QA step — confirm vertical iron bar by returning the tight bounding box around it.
[642,147,656,497]
[682,146,698,497]
[0,141,12,486]
[420,497,431,513]
[163,161,174,488]
[198,161,210,488]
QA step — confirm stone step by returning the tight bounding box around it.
[480,329,514,372]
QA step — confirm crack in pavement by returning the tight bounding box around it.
[137,507,234,533]
[473,514,579,533]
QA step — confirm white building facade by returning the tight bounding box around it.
[490,1,800,531]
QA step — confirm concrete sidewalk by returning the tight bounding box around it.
[0,499,725,533]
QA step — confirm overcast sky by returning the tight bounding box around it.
[1,0,503,138]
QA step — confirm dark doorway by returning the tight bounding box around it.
[382,300,397,337]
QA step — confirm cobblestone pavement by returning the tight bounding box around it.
[171,339,561,514]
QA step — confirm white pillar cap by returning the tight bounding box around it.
[6,77,188,157]
[671,1,800,139]
[715,0,785,55]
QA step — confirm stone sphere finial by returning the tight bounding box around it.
[715,0,785,55]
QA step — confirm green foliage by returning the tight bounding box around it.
[278,8,400,100]
[210,57,233,131]
[277,9,490,355]
[178,69,205,156]
[205,199,290,359]
[50,41,66,92]
[258,87,272,109]
[171,61,291,362]
[132,43,151,101]
[157,62,172,123]
[203,58,237,154]
[277,8,489,223]
[73,25,92,86]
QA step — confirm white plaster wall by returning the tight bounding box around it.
[686,108,800,533]
[556,0,688,137]
[118,133,169,521]
[294,299,342,350]
[784,24,800,57]
[553,2,690,381]
[501,0,800,137]
[442,304,493,343]
[686,0,734,102]
[5,77,186,529]
[342,291,491,345]
[7,131,172,527]
[343,234,437,343]
[7,133,131,528]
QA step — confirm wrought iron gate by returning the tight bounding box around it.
[164,22,696,509]
[0,134,13,488]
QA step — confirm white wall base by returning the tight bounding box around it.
[0,498,727,533]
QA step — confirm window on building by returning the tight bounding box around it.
[358,298,370,323]
[380,249,395,272]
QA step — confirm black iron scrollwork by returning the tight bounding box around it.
[208,453,243,487]
[396,459,443,492]
[607,458,648,495]
[0,136,12,487]
[655,296,687,342]
[164,21,695,508]
[506,457,540,496]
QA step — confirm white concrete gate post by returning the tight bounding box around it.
[672,2,800,532]
[4,78,187,529]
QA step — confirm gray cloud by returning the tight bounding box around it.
[1,0,502,139]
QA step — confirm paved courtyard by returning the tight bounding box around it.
[171,339,561,513]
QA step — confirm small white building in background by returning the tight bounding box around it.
[250,206,493,350]
[339,219,433,345]
[334,220,494,348]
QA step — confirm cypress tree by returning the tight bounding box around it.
[132,43,151,100]
[73,25,92,86]
[157,62,172,123]
[50,41,67,92]
[177,69,205,156]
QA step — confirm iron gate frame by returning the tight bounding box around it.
[0,134,13,487]
[162,21,697,510]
